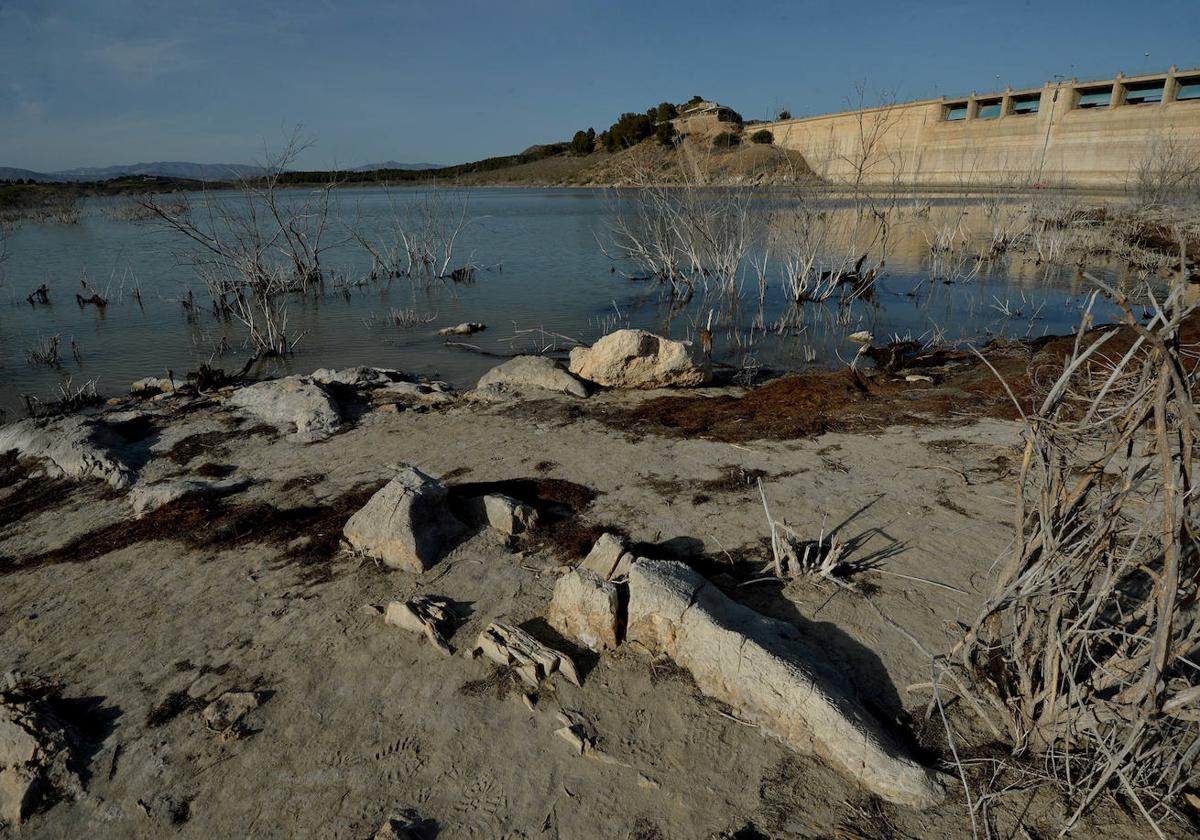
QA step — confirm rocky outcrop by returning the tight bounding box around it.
[548,569,621,651]
[227,377,341,441]
[0,681,79,830]
[307,367,404,388]
[476,356,588,398]
[626,559,946,809]
[568,330,710,389]
[128,477,248,518]
[342,466,465,572]
[0,416,137,489]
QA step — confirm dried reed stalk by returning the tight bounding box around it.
[948,280,1200,836]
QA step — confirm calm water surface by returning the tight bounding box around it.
[0,187,1143,419]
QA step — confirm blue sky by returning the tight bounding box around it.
[1,0,1197,171]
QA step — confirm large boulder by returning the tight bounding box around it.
[568,330,710,389]
[626,560,946,809]
[0,416,136,489]
[227,377,341,441]
[477,356,588,398]
[342,467,465,572]
[548,569,621,651]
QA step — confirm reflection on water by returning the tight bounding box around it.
[0,187,1168,419]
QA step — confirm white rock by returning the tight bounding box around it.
[130,377,176,395]
[437,322,486,336]
[548,569,620,651]
[0,706,40,829]
[384,596,454,655]
[0,416,136,489]
[227,377,341,441]
[307,367,402,387]
[848,331,874,344]
[476,356,588,398]
[580,533,635,581]
[128,477,247,518]
[473,622,579,687]
[568,329,710,389]
[463,494,538,536]
[343,466,465,572]
[626,559,946,809]
[0,697,78,830]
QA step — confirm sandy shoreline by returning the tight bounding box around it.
[0,348,1183,838]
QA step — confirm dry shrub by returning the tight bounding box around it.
[946,281,1200,835]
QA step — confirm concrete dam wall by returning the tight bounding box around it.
[760,66,1200,189]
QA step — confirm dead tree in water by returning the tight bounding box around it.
[347,185,475,283]
[944,281,1200,836]
[602,147,758,300]
[139,129,338,359]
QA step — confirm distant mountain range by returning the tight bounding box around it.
[0,160,445,183]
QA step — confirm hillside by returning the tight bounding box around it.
[447,137,815,187]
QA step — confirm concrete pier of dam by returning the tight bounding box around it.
[757,66,1200,189]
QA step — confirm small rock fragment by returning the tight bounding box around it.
[372,811,428,840]
[554,725,587,755]
[473,623,579,687]
[384,596,455,656]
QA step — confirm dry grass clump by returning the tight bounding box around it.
[26,333,62,367]
[944,282,1200,836]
